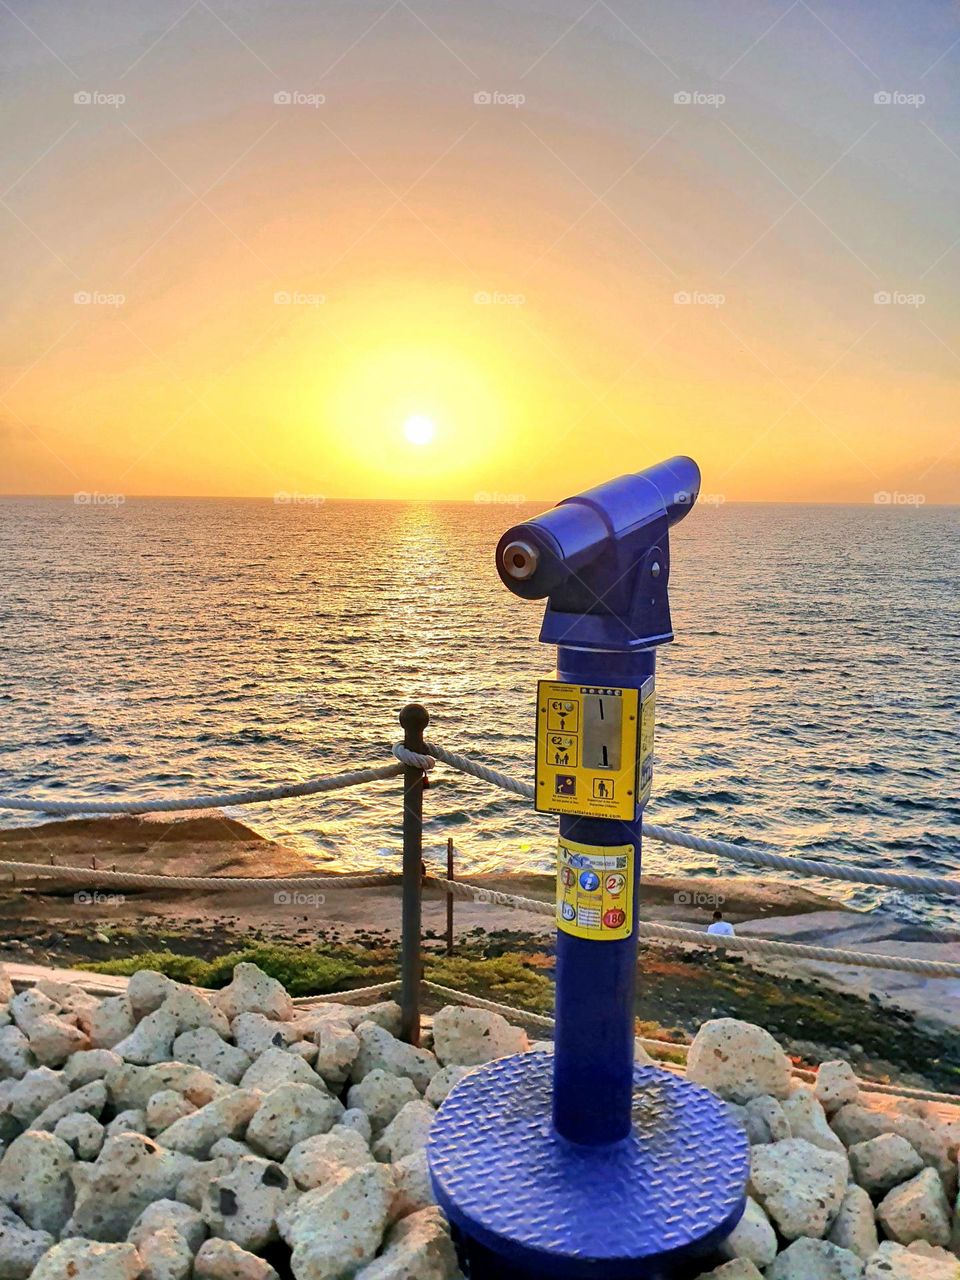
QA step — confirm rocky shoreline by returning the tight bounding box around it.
[0,961,958,1278]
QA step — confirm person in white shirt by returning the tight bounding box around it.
[706,910,735,937]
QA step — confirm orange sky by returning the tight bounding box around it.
[1,1,959,502]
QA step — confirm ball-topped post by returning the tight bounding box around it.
[399,703,429,1044]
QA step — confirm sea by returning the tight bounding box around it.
[1,497,957,929]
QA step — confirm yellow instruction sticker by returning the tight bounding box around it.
[535,678,655,820]
[556,838,635,941]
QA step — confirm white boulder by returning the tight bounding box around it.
[279,1161,393,1280]
[850,1133,925,1196]
[749,1138,849,1240]
[431,1007,528,1068]
[171,1028,251,1085]
[30,1239,143,1280]
[720,1195,777,1268]
[246,1082,344,1160]
[353,1205,459,1279]
[828,1185,880,1261]
[816,1061,859,1114]
[686,1019,791,1103]
[352,1023,438,1093]
[202,1155,295,1252]
[766,1238,865,1279]
[876,1168,952,1247]
[0,1130,76,1235]
[212,966,293,1023]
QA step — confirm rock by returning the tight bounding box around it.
[30,1239,143,1280]
[212,965,294,1023]
[146,1090,197,1135]
[373,1100,435,1163]
[339,1108,373,1144]
[742,1095,791,1145]
[850,1133,925,1196]
[129,1224,191,1280]
[0,1027,35,1080]
[54,1112,105,1160]
[176,1156,233,1211]
[816,1061,859,1114]
[128,1199,206,1252]
[279,1161,393,1279]
[71,1132,196,1240]
[33,1079,108,1132]
[107,1062,223,1113]
[6,1067,69,1125]
[127,971,174,1019]
[87,999,136,1051]
[209,1138,255,1163]
[173,1029,252,1085]
[876,1168,952,1247]
[695,1264,763,1280]
[312,1022,360,1086]
[202,1155,295,1252]
[8,989,56,1035]
[230,1014,296,1059]
[160,987,230,1039]
[106,1110,148,1139]
[686,1019,792,1103]
[749,1138,849,1240]
[63,1049,122,1090]
[347,1070,420,1134]
[782,1088,846,1155]
[113,1010,178,1066]
[357,1002,403,1036]
[246,1082,344,1161]
[0,967,12,1004]
[158,1091,261,1160]
[828,1185,880,1261]
[285,1128,371,1189]
[352,1023,438,1094]
[766,1238,865,1279]
[0,1130,75,1234]
[194,1237,280,1280]
[431,1007,528,1068]
[354,1205,459,1279]
[239,1046,321,1093]
[720,1195,777,1268]
[830,1105,956,1195]
[0,1201,54,1278]
[864,1241,960,1278]
[390,1149,436,1220]
[425,1065,471,1107]
[27,1014,90,1068]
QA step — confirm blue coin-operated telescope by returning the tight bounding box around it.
[429,458,750,1280]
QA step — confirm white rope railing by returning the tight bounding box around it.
[0,762,404,815]
[401,743,960,901]
[421,982,960,1107]
[0,865,400,892]
[430,877,960,979]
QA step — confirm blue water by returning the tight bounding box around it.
[0,498,957,928]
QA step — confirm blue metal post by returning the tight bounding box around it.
[552,646,654,1146]
[428,457,750,1280]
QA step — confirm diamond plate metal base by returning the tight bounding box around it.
[428,1053,749,1280]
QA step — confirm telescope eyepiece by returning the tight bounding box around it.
[501,539,540,582]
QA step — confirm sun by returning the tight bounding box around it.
[403,414,436,446]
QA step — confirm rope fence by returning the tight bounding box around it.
[0,725,957,1103]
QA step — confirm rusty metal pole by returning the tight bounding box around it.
[446,836,455,957]
[399,704,429,1045]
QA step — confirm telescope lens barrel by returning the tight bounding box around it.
[501,540,540,581]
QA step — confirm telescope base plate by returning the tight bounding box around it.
[428,1053,749,1280]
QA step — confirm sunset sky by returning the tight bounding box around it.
[2,0,959,502]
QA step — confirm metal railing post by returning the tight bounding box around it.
[446,836,455,957]
[399,703,429,1045]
